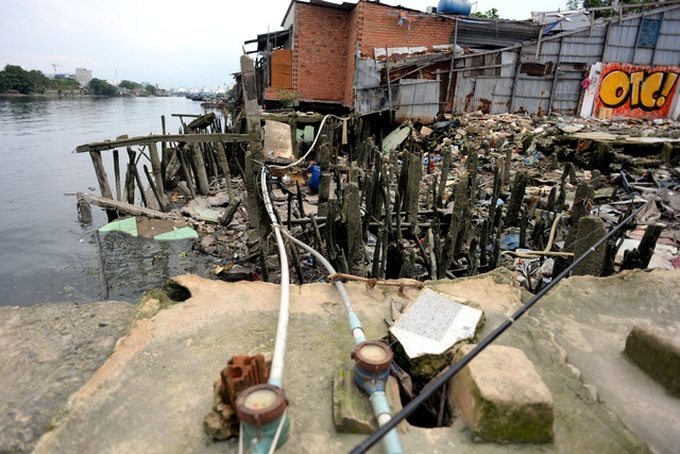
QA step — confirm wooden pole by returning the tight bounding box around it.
[89,150,117,221]
[80,193,177,220]
[215,141,235,201]
[113,149,121,201]
[148,142,165,196]
[144,165,167,212]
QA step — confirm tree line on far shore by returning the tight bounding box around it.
[0,64,158,97]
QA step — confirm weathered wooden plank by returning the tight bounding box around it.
[75,133,249,153]
[79,193,177,220]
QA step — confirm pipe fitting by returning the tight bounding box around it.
[235,384,289,452]
[352,341,394,394]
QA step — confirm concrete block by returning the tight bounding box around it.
[625,323,680,396]
[449,344,554,443]
[332,368,404,434]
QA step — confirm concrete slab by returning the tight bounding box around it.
[533,269,680,454]
[0,301,135,453]
[32,269,669,453]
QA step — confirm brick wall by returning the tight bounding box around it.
[292,1,456,108]
[292,3,350,103]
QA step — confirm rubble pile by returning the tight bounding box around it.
[80,111,680,293]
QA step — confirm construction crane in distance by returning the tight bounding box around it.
[51,63,62,76]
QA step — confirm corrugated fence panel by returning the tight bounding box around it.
[395,80,440,123]
[470,78,497,114]
[452,77,475,115]
[513,76,552,115]
[491,77,513,114]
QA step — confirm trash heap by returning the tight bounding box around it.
[82,109,680,294]
[193,111,680,292]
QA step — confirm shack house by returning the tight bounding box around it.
[244,0,680,122]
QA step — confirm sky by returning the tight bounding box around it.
[0,0,570,90]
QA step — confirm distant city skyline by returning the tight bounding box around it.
[0,0,568,89]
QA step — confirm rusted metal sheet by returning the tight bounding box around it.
[512,76,552,115]
[356,59,380,89]
[491,77,514,114]
[395,79,440,123]
[452,77,475,115]
[470,78,496,114]
[355,86,392,116]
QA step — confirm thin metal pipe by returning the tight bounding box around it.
[260,168,290,389]
[350,197,655,453]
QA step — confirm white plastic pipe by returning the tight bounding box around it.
[283,231,366,345]
[260,169,290,388]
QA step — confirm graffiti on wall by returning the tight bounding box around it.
[594,63,680,119]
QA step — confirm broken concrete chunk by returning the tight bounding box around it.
[332,368,404,434]
[625,323,680,397]
[449,344,554,444]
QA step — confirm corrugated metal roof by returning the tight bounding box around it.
[450,18,541,49]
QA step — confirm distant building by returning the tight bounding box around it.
[75,68,93,86]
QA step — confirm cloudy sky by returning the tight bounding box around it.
[0,0,570,90]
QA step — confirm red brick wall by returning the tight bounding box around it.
[292,3,350,103]
[292,1,455,107]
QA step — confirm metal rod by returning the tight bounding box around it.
[350,197,655,454]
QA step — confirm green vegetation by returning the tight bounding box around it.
[567,0,656,18]
[471,7,500,19]
[144,84,157,96]
[0,64,162,97]
[0,64,79,94]
[87,78,118,96]
[118,79,142,91]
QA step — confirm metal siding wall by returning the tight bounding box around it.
[451,6,680,116]
[453,77,475,115]
[553,74,583,115]
[513,76,552,115]
[492,77,514,114]
[356,59,380,90]
[470,78,497,113]
[395,80,440,123]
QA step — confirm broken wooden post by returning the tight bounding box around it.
[189,143,210,195]
[565,182,595,249]
[240,54,270,266]
[572,216,607,276]
[505,171,528,226]
[437,148,452,207]
[89,150,117,221]
[148,142,165,196]
[405,151,422,223]
[504,148,512,186]
[315,134,332,218]
[113,149,121,201]
[143,165,166,212]
[76,192,93,224]
[638,224,664,269]
[440,175,468,277]
[177,147,196,199]
[214,141,235,201]
[344,179,364,276]
[220,198,242,227]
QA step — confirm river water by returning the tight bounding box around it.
[0,96,208,307]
